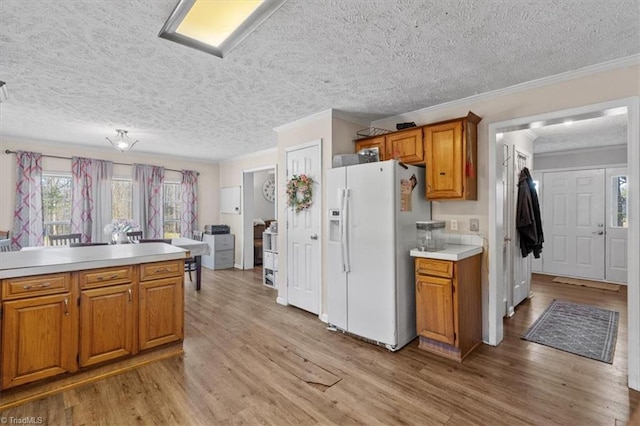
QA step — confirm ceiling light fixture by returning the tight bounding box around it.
[0,81,8,103]
[107,129,138,152]
[158,0,287,58]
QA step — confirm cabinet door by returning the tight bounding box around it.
[139,277,184,350]
[79,284,135,367]
[424,120,464,199]
[416,275,455,345]
[355,136,387,160]
[1,293,77,389]
[386,128,423,163]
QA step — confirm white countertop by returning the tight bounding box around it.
[410,244,483,261]
[0,243,188,279]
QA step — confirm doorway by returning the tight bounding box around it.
[488,97,640,390]
[241,166,276,270]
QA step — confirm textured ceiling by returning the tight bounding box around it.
[529,114,628,154]
[1,0,639,162]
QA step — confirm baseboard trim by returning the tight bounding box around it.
[276,296,287,306]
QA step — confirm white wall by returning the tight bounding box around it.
[534,145,627,170]
[252,169,276,221]
[218,148,278,267]
[0,136,220,234]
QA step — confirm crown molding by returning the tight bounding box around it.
[373,54,640,127]
[221,146,277,164]
[534,143,628,157]
[273,108,368,133]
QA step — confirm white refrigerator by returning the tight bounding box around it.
[326,160,431,351]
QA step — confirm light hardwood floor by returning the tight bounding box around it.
[1,270,638,425]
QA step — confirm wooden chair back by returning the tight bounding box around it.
[49,233,82,246]
[0,239,12,252]
[0,230,9,240]
[126,231,143,242]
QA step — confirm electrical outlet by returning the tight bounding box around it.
[470,218,480,232]
[450,219,458,231]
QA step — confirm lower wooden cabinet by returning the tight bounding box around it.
[415,254,482,361]
[0,259,184,390]
[139,277,184,350]
[1,292,78,389]
[79,283,135,367]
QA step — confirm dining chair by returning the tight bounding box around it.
[0,239,12,252]
[185,230,204,282]
[69,242,109,247]
[0,230,9,240]
[49,233,82,246]
[126,231,143,243]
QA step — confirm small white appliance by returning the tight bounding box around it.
[326,160,431,350]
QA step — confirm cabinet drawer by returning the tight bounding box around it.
[140,260,183,281]
[214,250,234,268]
[2,273,71,300]
[416,258,453,278]
[213,234,234,251]
[79,266,134,289]
[263,251,278,271]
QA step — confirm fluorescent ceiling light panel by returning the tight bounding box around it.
[159,0,287,58]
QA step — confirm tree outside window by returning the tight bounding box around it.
[42,174,72,239]
[164,182,181,238]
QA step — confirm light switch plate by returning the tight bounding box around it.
[450,219,458,231]
[470,218,480,232]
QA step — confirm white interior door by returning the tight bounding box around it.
[606,167,628,283]
[542,169,605,280]
[511,147,533,309]
[501,143,510,317]
[286,142,321,314]
[530,170,543,273]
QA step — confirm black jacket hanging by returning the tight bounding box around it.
[516,167,544,258]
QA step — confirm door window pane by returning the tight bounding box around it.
[611,175,628,228]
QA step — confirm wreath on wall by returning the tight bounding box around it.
[286,174,313,213]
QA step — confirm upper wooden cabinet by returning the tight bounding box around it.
[386,128,424,163]
[424,112,481,200]
[354,136,387,161]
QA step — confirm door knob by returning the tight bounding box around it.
[310,234,318,240]
[593,231,604,235]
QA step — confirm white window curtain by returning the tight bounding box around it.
[70,157,113,243]
[12,151,44,249]
[180,170,198,238]
[133,164,165,239]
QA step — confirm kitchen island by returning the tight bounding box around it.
[0,243,188,408]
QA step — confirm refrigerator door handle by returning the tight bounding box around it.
[344,188,351,272]
[340,188,347,272]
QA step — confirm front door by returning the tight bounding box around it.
[543,169,605,280]
[286,141,322,314]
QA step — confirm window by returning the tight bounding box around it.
[112,179,133,220]
[43,176,183,239]
[163,182,181,238]
[42,174,72,238]
[611,175,628,228]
